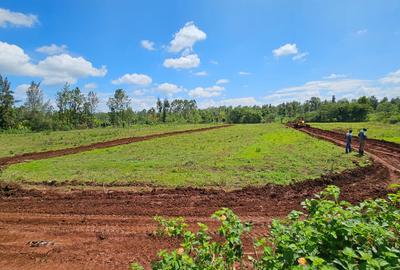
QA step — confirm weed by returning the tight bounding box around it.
[154,216,188,237]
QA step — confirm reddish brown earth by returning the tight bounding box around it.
[0,126,399,270]
[298,126,400,178]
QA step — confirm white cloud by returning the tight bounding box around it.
[198,97,259,108]
[163,54,200,69]
[356,29,368,36]
[220,97,259,107]
[133,89,146,96]
[36,44,68,55]
[0,41,37,76]
[273,43,298,57]
[216,79,229,85]
[14,84,30,101]
[189,88,220,98]
[210,60,219,65]
[141,40,155,51]
[193,71,207,76]
[131,96,157,111]
[157,83,183,95]
[292,52,309,61]
[188,85,224,98]
[37,54,107,85]
[0,8,38,28]
[275,79,368,94]
[84,83,97,90]
[380,69,400,84]
[323,73,348,79]
[0,41,107,85]
[264,70,400,105]
[112,73,152,85]
[238,71,251,76]
[168,22,206,53]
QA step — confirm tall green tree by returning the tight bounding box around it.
[0,75,15,129]
[161,98,170,123]
[23,81,52,131]
[25,81,44,112]
[83,91,99,128]
[156,97,163,121]
[56,83,72,125]
[107,89,131,126]
[56,84,90,128]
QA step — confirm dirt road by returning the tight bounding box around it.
[299,126,400,178]
[0,126,398,270]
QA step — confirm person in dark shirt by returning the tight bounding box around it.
[345,129,353,153]
[358,128,368,155]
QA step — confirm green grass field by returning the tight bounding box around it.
[0,124,216,158]
[0,124,366,187]
[310,122,400,144]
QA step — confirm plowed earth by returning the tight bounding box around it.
[0,126,399,270]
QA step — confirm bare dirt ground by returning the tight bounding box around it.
[0,126,399,270]
[299,126,400,178]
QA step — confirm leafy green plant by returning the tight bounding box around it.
[253,185,400,269]
[130,262,144,270]
[152,208,251,270]
[154,216,188,237]
[132,186,400,269]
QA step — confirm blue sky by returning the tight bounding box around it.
[0,0,399,111]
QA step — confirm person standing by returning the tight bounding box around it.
[345,129,353,153]
[358,128,368,155]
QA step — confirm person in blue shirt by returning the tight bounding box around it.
[345,129,353,153]
[358,128,368,155]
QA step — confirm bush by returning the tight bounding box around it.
[151,208,251,270]
[131,186,400,269]
[253,185,400,269]
[388,114,400,124]
[154,216,188,237]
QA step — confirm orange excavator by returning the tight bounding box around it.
[293,118,310,128]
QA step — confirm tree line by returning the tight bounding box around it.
[0,75,399,132]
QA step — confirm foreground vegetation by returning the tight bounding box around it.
[0,124,366,187]
[131,186,400,270]
[0,124,215,158]
[311,122,400,144]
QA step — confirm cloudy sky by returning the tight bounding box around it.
[0,0,399,111]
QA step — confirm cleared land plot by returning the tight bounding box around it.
[310,122,400,144]
[0,124,366,187]
[0,124,215,158]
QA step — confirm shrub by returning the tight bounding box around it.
[131,186,400,269]
[253,185,400,269]
[388,114,400,124]
[151,208,251,270]
[154,216,188,237]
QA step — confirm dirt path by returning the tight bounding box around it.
[0,125,398,270]
[298,126,400,179]
[0,125,231,168]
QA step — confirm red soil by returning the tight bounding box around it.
[0,125,398,270]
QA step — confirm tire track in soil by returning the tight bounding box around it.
[0,125,398,270]
[296,125,400,179]
[0,125,232,168]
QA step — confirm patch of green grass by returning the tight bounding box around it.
[0,124,216,158]
[310,122,400,144]
[0,124,366,188]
